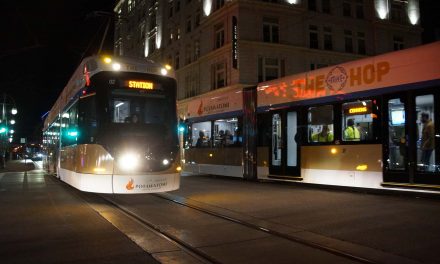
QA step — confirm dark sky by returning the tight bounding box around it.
[1,0,115,143]
[1,0,439,144]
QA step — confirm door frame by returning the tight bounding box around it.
[383,89,440,185]
[268,108,301,177]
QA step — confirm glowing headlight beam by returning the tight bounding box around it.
[119,152,140,171]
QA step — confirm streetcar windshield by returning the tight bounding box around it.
[111,93,172,124]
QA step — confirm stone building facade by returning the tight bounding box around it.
[113,0,422,100]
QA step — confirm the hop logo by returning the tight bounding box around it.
[326,66,348,92]
[126,178,134,190]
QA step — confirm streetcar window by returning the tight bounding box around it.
[112,97,170,124]
[342,100,374,142]
[61,102,79,147]
[192,121,211,147]
[308,105,334,143]
[388,98,406,171]
[113,99,130,123]
[213,117,242,147]
[416,94,436,172]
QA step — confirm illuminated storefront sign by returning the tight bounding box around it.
[127,80,154,90]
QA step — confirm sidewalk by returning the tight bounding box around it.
[0,159,35,172]
[0,160,158,264]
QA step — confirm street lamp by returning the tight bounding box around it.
[0,93,18,168]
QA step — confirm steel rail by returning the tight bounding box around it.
[153,193,379,264]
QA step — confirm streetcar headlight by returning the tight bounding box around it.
[119,152,140,171]
[112,62,121,71]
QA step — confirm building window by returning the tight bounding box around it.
[390,1,407,23]
[117,40,123,56]
[195,9,201,27]
[175,52,180,69]
[393,36,404,50]
[212,61,226,90]
[343,1,351,17]
[322,0,331,14]
[263,17,279,43]
[140,24,146,44]
[169,1,174,17]
[194,40,200,60]
[185,74,199,98]
[357,32,366,54]
[356,0,364,19]
[186,17,192,33]
[169,28,174,44]
[185,44,192,65]
[215,0,225,11]
[258,57,285,82]
[308,0,317,11]
[308,105,334,143]
[148,34,156,53]
[176,0,181,12]
[149,13,157,31]
[309,25,319,49]
[344,30,353,53]
[323,26,332,50]
[128,0,133,12]
[214,23,225,49]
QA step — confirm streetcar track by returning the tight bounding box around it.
[99,194,221,264]
[50,174,379,264]
[46,175,218,264]
[152,193,379,264]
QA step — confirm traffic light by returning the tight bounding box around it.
[178,118,186,133]
[67,129,79,137]
[0,126,7,134]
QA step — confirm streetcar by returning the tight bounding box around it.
[42,55,180,193]
[179,41,440,190]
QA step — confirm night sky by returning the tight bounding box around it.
[1,0,439,144]
[2,0,115,143]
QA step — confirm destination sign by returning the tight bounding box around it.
[126,80,154,90]
[344,101,372,115]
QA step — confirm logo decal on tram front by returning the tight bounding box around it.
[126,178,135,190]
[326,66,348,92]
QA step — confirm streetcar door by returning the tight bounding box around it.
[269,110,300,177]
[384,91,440,185]
[269,112,283,175]
[384,95,409,183]
[412,92,439,185]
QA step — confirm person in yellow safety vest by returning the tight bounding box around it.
[344,118,360,141]
[311,125,334,142]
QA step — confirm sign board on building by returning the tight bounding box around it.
[232,16,238,69]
